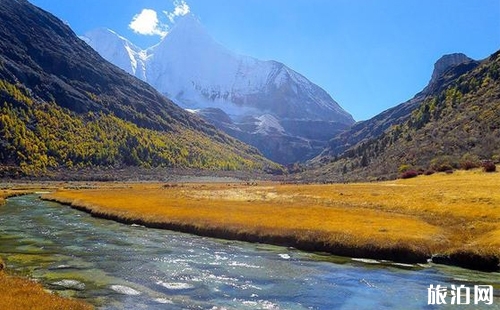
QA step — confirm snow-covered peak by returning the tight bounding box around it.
[82,16,355,163]
[83,16,354,124]
[152,14,217,56]
[169,14,206,38]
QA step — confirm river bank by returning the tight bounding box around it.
[41,169,500,271]
[1,189,35,205]
[0,268,93,310]
[7,194,496,309]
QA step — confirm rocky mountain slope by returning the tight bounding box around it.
[82,15,354,164]
[307,51,499,181]
[0,0,277,177]
[319,53,479,157]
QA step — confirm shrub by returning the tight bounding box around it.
[460,161,480,170]
[400,170,419,179]
[430,156,457,172]
[482,160,496,172]
[460,153,481,170]
[398,164,412,173]
[492,154,500,164]
[424,169,435,176]
[436,163,453,172]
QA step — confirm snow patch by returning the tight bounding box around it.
[254,114,285,135]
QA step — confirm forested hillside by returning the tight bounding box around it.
[307,50,500,181]
[0,80,274,176]
[0,0,277,177]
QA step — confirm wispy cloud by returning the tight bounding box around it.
[164,0,191,23]
[129,9,168,37]
[129,1,191,37]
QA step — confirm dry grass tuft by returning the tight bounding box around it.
[1,187,47,205]
[0,270,93,310]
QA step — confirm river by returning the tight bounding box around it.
[0,195,498,309]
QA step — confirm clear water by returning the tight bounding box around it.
[0,195,498,309]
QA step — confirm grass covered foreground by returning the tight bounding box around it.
[43,169,500,270]
[0,267,92,310]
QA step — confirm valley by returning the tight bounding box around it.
[0,0,499,308]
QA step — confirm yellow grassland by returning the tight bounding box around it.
[42,169,500,265]
[0,268,93,310]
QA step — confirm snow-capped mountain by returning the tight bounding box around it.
[82,14,355,164]
[81,28,147,80]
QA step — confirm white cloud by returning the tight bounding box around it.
[173,0,190,15]
[129,9,168,37]
[129,1,191,37]
[164,0,191,23]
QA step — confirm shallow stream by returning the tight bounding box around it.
[1,195,498,309]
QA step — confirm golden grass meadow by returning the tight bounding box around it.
[0,169,498,307]
[0,266,93,310]
[42,168,500,268]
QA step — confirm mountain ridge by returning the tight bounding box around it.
[82,14,354,164]
[81,28,147,80]
[306,50,499,182]
[0,0,277,176]
[317,53,481,158]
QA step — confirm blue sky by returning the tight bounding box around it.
[30,0,500,121]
